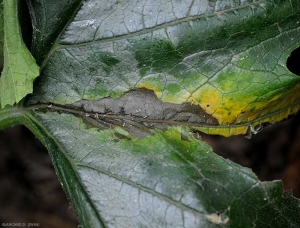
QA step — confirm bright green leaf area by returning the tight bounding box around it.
[25,111,300,228]
[0,0,39,108]
[29,0,300,135]
[0,2,4,59]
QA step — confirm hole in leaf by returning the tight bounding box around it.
[287,46,300,76]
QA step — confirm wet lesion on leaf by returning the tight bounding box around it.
[62,88,220,139]
[71,88,219,125]
[27,85,300,138]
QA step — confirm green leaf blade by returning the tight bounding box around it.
[26,110,300,227]
[28,0,300,136]
[0,0,39,108]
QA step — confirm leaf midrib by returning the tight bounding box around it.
[26,95,300,130]
[59,0,265,46]
[39,0,266,72]
[64,0,268,48]
[76,162,209,217]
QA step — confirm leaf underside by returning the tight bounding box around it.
[0,0,39,108]
[1,0,300,227]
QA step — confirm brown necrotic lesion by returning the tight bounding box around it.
[71,88,219,126]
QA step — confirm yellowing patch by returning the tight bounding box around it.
[136,82,163,99]
[188,85,223,115]
[135,73,300,137]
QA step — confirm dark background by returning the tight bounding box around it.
[0,126,79,228]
